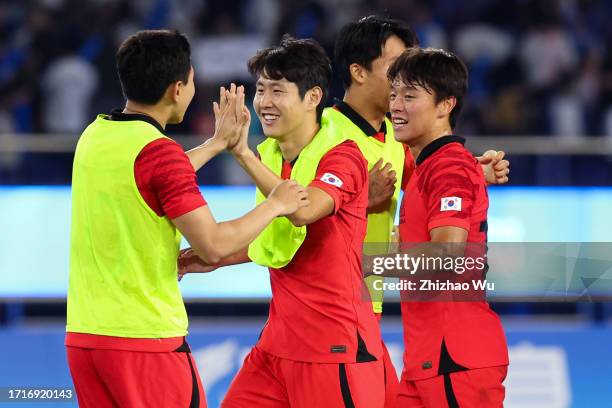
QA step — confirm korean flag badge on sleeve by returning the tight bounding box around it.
[441,196,461,211]
[320,172,343,188]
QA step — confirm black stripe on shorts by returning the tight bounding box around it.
[444,372,460,408]
[339,363,356,408]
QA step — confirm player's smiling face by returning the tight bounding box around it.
[389,77,439,144]
[253,74,311,140]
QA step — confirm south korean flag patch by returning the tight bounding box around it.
[441,197,462,211]
[320,172,343,188]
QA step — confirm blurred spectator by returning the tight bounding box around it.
[454,23,514,110]
[41,55,99,134]
[192,35,267,85]
[409,0,447,49]
[518,14,580,135]
[242,0,281,41]
[519,18,578,90]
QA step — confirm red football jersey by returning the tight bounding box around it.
[257,140,383,363]
[398,136,508,380]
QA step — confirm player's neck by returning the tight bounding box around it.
[409,125,454,162]
[343,91,385,132]
[277,118,320,163]
[123,101,169,129]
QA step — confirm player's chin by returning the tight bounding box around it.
[261,126,283,140]
[393,127,413,143]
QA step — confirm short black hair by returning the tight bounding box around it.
[247,35,332,123]
[388,48,468,128]
[334,15,418,89]
[116,30,191,105]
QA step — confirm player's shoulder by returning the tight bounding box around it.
[319,140,368,183]
[426,140,478,173]
[323,140,366,164]
[137,137,188,169]
[438,138,475,159]
[416,138,483,188]
[140,137,184,156]
[149,136,183,150]
[328,139,361,152]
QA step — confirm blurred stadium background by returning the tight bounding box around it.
[1,0,612,407]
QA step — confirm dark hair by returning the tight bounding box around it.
[387,48,468,128]
[247,35,332,123]
[334,15,418,89]
[116,30,191,105]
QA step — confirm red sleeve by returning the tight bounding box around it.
[401,144,415,191]
[309,140,368,213]
[423,156,479,232]
[134,138,207,219]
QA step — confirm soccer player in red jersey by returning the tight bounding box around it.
[388,48,509,407]
[181,37,385,408]
[66,30,307,408]
[332,16,510,407]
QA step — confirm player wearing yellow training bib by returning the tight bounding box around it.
[66,29,307,408]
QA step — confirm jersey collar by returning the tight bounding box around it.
[416,135,466,166]
[333,99,386,137]
[108,109,166,135]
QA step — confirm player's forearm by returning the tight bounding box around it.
[186,138,225,172]
[177,247,250,278]
[233,151,332,226]
[234,149,283,196]
[213,247,251,268]
[285,207,315,227]
[285,187,333,227]
[211,199,282,257]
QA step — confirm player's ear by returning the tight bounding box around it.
[168,81,182,103]
[349,63,367,86]
[437,96,456,120]
[305,86,323,112]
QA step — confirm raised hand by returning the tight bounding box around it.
[229,106,252,156]
[368,159,397,212]
[267,180,310,216]
[211,83,245,149]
